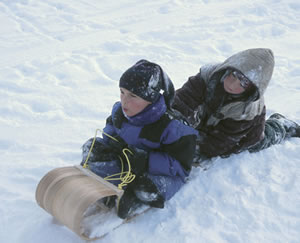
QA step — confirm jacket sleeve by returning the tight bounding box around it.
[172,72,206,120]
[197,107,266,158]
[102,102,125,144]
[101,115,117,144]
[81,113,118,163]
[147,120,197,179]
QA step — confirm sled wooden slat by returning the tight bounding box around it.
[35,166,124,240]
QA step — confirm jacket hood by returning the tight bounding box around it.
[214,48,275,96]
[198,48,275,125]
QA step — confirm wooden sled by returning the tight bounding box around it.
[35,165,124,240]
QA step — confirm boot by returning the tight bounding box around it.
[133,175,165,208]
[117,188,142,219]
[269,113,300,138]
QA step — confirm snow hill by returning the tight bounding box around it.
[0,0,299,242]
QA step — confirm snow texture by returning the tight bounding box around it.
[148,69,161,91]
[1,0,300,243]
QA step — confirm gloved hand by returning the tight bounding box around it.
[106,136,148,175]
[124,147,148,176]
[81,138,119,165]
[106,135,128,155]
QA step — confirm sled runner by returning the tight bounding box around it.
[81,202,151,239]
[35,165,124,240]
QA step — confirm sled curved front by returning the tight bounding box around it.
[35,165,123,240]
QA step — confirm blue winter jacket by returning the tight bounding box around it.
[102,96,198,181]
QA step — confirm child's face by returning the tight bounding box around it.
[120,88,151,117]
[223,73,246,94]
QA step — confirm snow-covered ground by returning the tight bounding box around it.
[1,0,300,242]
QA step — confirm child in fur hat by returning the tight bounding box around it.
[81,60,198,219]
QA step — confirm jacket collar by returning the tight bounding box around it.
[124,95,167,126]
[112,95,167,127]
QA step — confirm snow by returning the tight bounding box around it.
[1,0,300,242]
[81,204,123,239]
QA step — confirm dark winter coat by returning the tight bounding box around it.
[172,48,275,158]
[103,95,198,181]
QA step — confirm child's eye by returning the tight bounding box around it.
[130,94,137,98]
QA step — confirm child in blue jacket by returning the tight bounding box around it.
[81,60,198,219]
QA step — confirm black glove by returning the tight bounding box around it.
[105,135,148,175]
[124,147,148,176]
[106,135,128,155]
[81,138,119,165]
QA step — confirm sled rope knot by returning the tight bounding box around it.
[82,129,136,190]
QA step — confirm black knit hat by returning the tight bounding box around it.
[119,59,175,108]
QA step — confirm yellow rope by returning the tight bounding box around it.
[82,129,135,189]
[82,129,100,169]
[104,149,136,189]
